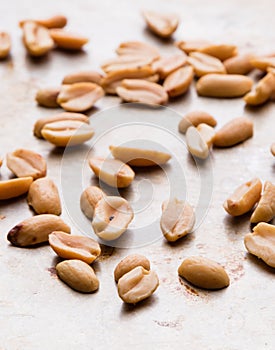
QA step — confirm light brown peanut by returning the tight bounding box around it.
[102,56,154,73]
[213,117,253,147]
[0,32,11,59]
[187,52,226,77]
[142,10,179,38]
[196,74,253,98]
[57,82,104,112]
[250,181,275,223]
[56,259,99,293]
[0,177,33,200]
[34,112,89,138]
[223,178,262,216]
[176,39,211,54]
[196,123,215,147]
[41,120,94,147]
[27,177,61,215]
[178,111,217,134]
[89,157,135,188]
[62,71,103,85]
[160,198,195,242]
[22,21,54,56]
[36,87,60,108]
[271,143,275,156]
[114,254,151,282]
[50,29,88,50]
[80,186,105,219]
[163,65,194,97]
[109,145,171,167]
[7,214,70,247]
[178,256,230,290]
[198,44,237,61]
[244,70,275,106]
[250,56,275,71]
[117,266,159,304]
[92,196,134,240]
[6,148,47,179]
[49,231,101,264]
[116,41,160,61]
[20,15,67,29]
[224,53,254,75]
[116,79,168,105]
[186,126,210,159]
[151,54,187,79]
[244,223,275,268]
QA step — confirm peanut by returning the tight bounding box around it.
[152,54,187,79]
[198,44,237,61]
[250,181,275,223]
[0,177,33,200]
[224,53,254,75]
[20,15,67,29]
[36,87,60,108]
[186,126,210,159]
[271,143,275,156]
[179,111,217,134]
[22,21,54,56]
[0,31,11,59]
[196,123,215,147]
[250,56,275,71]
[187,52,226,77]
[102,56,154,73]
[114,254,151,282]
[163,65,194,97]
[244,70,275,106]
[62,71,103,85]
[176,39,211,54]
[80,186,105,219]
[142,10,179,38]
[116,41,160,61]
[50,29,88,50]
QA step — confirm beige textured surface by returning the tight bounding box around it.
[0,0,275,349]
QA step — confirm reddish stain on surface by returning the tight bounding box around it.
[47,267,57,278]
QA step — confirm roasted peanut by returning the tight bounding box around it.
[196,74,253,98]
[186,126,210,159]
[152,54,187,79]
[50,29,88,50]
[49,231,101,264]
[102,56,154,73]
[224,53,254,75]
[116,41,160,61]
[20,15,67,29]
[56,259,99,293]
[187,52,226,77]
[178,256,230,290]
[163,66,194,97]
[160,198,195,242]
[223,178,262,216]
[36,87,60,108]
[89,157,135,188]
[109,145,171,167]
[27,177,61,215]
[213,117,253,147]
[114,254,150,282]
[7,214,70,247]
[250,56,275,71]
[117,266,159,304]
[198,44,237,61]
[0,177,33,200]
[80,186,105,219]
[0,32,11,59]
[244,223,275,268]
[196,123,215,147]
[250,181,275,223]
[178,111,217,134]
[271,143,275,156]
[62,71,103,85]
[142,10,179,38]
[92,196,134,241]
[244,70,275,106]
[6,148,47,179]
[176,39,211,54]
[22,21,54,56]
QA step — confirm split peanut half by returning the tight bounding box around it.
[163,65,194,97]
[80,186,105,219]
[142,10,179,38]
[152,54,187,79]
[22,21,54,56]
[62,71,103,85]
[178,111,217,134]
[187,52,226,77]
[114,254,151,282]
[244,70,275,106]
[36,87,60,108]
[101,56,154,73]
[20,15,67,29]
[198,44,237,61]
[223,53,254,75]
[0,177,33,200]
[50,29,89,50]
[176,39,211,54]
[250,56,275,71]
[186,124,215,159]
[0,32,11,59]
[250,181,275,223]
[116,41,160,61]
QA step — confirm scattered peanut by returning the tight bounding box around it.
[142,10,179,38]
[244,70,275,106]
[0,32,11,59]
[114,254,151,282]
[250,181,275,223]
[50,29,89,50]
[62,71,103,85]
[187,52,226,77]
[250,56,275,71]
[198,44,237,61]
[0,177,33,200]
[152,54,187,79]
[196,123,215,147]
[116,41,160,61]
[163,66,194,97]
[20,15,67,29]
[102,56,154,73]
[80,186,105,219]
[186,126,210,159]
[178,111,217,134]
[22,21,54,56]
[36,87,60,108]
[176,39,211,54]
[223,53,254,75]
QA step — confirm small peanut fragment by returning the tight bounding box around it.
[117,266,159,304]
[89,157,135,188]
[271,143,275,156]
[50,29,88,50]
[186,126,210,159]
[6,149,47,179]
[80,186,105,219]
[244,223,275,268]
[178,111,217,134]
[163,66,194,97]
[187,52,226,77]
[142,10,179,38]
[213,117,253,147]
[152,54,187,79]
[62,71,103,85]
[56,260,99,293]
[160,198,195,242]
[223,178,262,216]
[27,177,61,215]
[178,256,230,290]
[116,41,160,61]
[49,231,101,264]
[176,39,211,54]
[92,196,134,241]
[198,44,237,61]
[102,56,154,74]
[114,254,151,282]
[36,87,60,108]
[250,56,275,71]
[196,123,215,147]
[0,32,11,59]
[0,177,33,200]
[224,53,254,75]
[20,15,67,29]
[244,70,275,106]
[250,181,275,223]
[7,214,70,247]
[22,21,54,56]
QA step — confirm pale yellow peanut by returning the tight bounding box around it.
[196,123,215,147]
[250,181,275,223]
[20,15,67,29]
[56,259,99,293]
[244,223,275,268]
[196,74,253,98]
[50,29,88,50]
[198,44,237,61]
[0,32,11,59]
[49,231,101,264]
[224,53,254,75]
[178,256,230,290]
[92,196,134,241]
[80,186,105,219]
[89,157,135,188]
[160,198,195,242]
[62,71,103,85]
[57,82,104,112]
[116,41,160,61]
[6,148,47,179]
[176,39,211,54]
[41,120,94,147]
[187,52,226,77]
[116,79,168,105]
[36,87,60,108]
[178,111,217,134]
[250,56,275,71]
[34,112,89,138]
[186,126,209,159]
[109,145,171,167]
[142,10,179,38]
[114,254,150,282]
[244,70,275,106]
[152,54,187,79]
[0,177,33,200]
[213,117,253,147]
[7,214,70,247]
[223,178,262,216]
[271,143,275,156]
[163,65,194,97]
[22,21,54,56]
[117,266,159,304]
[27,177,61,215]
[102,56,154,73]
